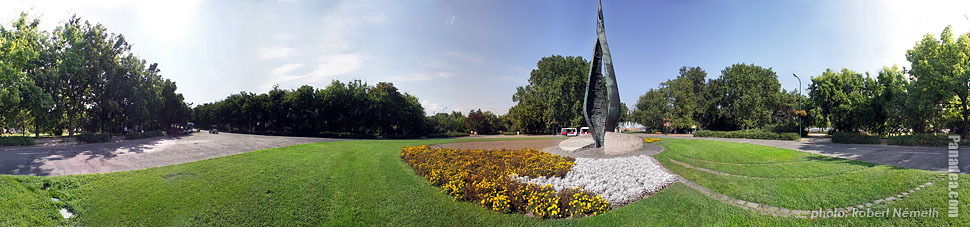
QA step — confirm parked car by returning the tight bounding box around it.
[579,127,590,135]
[209,128,219,134]
[560,128,578,137]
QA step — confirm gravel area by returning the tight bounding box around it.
[515,154,676,207]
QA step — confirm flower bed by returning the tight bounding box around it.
[400,145,609,218]
[516,155,676,206]
[643,138,661,143]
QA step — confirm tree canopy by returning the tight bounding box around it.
[0,13,190,137]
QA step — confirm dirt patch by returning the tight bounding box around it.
[431,139,562,150]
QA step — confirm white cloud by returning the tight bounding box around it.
[271,33,294,41]
[265,53,364,88]
[445,15,462,25]
[135,0,202,45]
[262,0,384,89]
[436,72,454,78]
[271,63,303,76]
[305,53,365,80]
[387,70,454,82]
[258,46,293,59]
[445,51,485,64]
[420,100,444,115]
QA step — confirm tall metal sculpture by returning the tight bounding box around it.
[583,0,621,148]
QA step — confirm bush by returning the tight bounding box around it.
[887,134,964,147]
[317,131,376,139]
[0,136,34,146]
[76,133,112,144]
[383,134,422,139]
[427,132,470,138]
[777,133,800,141]
[400,145,608,218]
[832,132,881,144]
[503,132,518,136]
[694,130,799,141]
[124,130,164,140]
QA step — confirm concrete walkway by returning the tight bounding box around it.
[0,133,340,176]
[642,135,970,174]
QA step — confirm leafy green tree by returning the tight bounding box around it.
[631,89,666,131]
[808,68,873,132]
[906,25,970,138]
[509,55,590,134]
[660,66,706,130]
[872,66,909,135]
[710,63,780,130]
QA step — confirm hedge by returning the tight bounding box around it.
[427,132,470,138]
[76,133,112,144]
[888,134,969,147]
[694,130,799,141]
[831,132,881,144]
[0,136,35,146]
[317,131,377,139]
[125,130,164,140]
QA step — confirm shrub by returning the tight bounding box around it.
[317,132,376,139]
[76,133,112,144]
[400,145,609,218]
[426,132,470,138]
[888,134,954,147]
[0,136,34,146]
[383,134,422,139]
[694,130,798,141]
[777,133,800,141]
[832,132,880,144]
[124,130,164,140]
[503,132,518,136]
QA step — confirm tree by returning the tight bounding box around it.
[709,63,781,130]
[631,89,666,131]
[906,25,970,139]
[808,68,872,132]
[873,66,909,135]
[0,13,50,136]
[0,13,191,136]
[508,55,591,134]
[661,66,706,130]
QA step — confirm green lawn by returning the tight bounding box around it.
[1,138,966,226]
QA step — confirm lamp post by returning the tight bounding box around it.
[793,73,802,140]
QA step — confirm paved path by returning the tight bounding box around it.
[642,135,970,174]
[0,133,340,176]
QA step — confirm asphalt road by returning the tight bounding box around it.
[0,133,340,176]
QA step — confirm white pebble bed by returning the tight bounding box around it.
[515,155,676,206]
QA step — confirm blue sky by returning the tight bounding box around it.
[3,0,969,115]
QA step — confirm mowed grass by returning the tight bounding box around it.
[1,137,967,226]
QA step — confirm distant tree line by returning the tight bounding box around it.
[192,80,429,137]
[192,79,512,138]
[630,26,970,139]
[631,64,807,134]
[0,13,190,137]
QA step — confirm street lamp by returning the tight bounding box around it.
[793,73,802,140]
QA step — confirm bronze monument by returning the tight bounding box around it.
[583,0,621,148]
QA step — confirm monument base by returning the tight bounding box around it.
[557,132,643,155]
[603,132,643,155]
